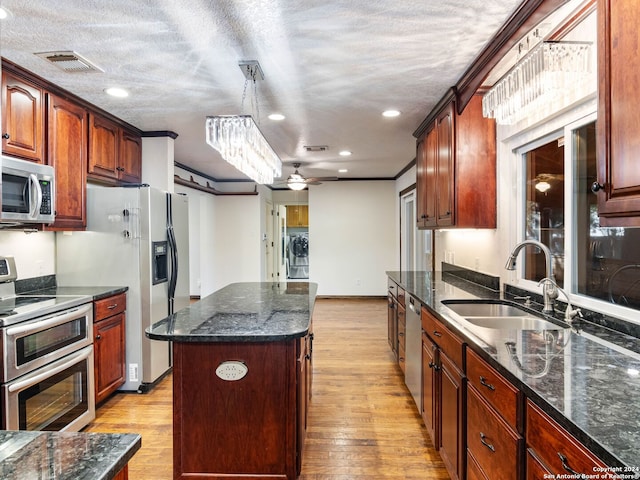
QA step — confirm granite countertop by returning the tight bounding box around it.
[388,270,640,472]
[26,286,128,301]
[0,430,140,480]
[146,282,318,342]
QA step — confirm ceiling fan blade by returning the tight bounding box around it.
[305,176,339,182]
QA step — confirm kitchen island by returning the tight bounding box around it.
[146,282,317,480]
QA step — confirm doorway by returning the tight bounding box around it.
[284,204,309,280]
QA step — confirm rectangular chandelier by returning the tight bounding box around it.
[206,115,282,184]
[482,41,593,125]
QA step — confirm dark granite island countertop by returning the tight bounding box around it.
[146,281,317,342]
[146,281,317,480]
[0,430,140,480]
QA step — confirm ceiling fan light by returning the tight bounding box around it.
[288,180,307,191]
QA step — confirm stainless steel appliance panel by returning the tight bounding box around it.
[1,155,55,224]
[2,345,95,432]
[405,295,422,411]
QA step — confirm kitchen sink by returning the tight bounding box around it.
[440,300,565,330]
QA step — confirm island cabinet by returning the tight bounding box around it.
[596,0,640,226]
[421,307,465,480]
[465,348,524,480]
[296,328,313,475]
[93,292,127,405]
[415,95,496,230]
[88,112,142,185]
[46,93,88,230]
[526,400,609,479]
[1,69,45,162]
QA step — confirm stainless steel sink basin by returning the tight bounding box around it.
[441,300,564,331]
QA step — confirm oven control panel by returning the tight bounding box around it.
[0,256,17,283]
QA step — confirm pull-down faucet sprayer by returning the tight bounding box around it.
[505,240,558,313]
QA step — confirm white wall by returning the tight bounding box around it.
[309,181,396,296]
[0,231,56,280]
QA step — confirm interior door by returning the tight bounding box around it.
[265,201,275,281]
[277,204,287,281]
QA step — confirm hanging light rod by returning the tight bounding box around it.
[238,60,264,81]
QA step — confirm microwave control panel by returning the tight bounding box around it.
[39,180,52,215]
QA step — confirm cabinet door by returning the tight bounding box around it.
[439,352,464,480]
[526,450,553,480]
[424,125,438,228]
[46,94,87,230]
[296,335,308,475]
[118,129,142,183]
[1,71,45,162]
[421,332,438,445]
[596,0,640,225]
[88,113,120,181]
[94,312,126,404]
[416,135,429,228]
[388,295,398,358]
[436,103,454,226]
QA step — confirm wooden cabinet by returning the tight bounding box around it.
[88,113,142,184]
[387,280,405,367]
[415,95,496,229]
[421,307,465,480]
[397,302,406,374]
[526,400,608,478]
[466,348,523,480]
[93,292,127,405]
[286,205,309,227]
[46,93,87,230]
[596,0,640,226]
[1,70,45,162]
[296,327,313,475]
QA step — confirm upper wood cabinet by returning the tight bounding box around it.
[416,95,496,229]
[596,0,640,226]
[286,205,309,227]
[1,70,45,162]
[46,94,88,230]
[88,113,142,185]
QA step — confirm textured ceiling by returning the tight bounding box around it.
[0,0,524,182]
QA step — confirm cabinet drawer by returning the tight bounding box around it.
[387,279,398,298]
[397,287,406,307]
[467,451,489,480]
[467,385,522,480]
[421,307,463,369]
[398,344,406,374]
[94,292,126,321]
[467,348,520,430]
[526,400,607,475]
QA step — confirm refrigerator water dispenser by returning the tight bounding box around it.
[152,241,168,284]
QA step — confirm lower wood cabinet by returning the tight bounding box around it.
[526,400,608,478]
[296,328,313,476]
[93,292,127,405]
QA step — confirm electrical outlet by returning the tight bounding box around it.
[356,278,361,286]
[129,364,139,382]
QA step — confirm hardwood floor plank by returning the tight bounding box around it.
[85,297,449,479]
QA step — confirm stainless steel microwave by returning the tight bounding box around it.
[0,156,55,224]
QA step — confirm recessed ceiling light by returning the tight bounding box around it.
[268,113,285,121]
[339,150,352,156]
[382,109,401,118]
[338,169,348,173]
[105,87,129,98]
[0,7,11,20]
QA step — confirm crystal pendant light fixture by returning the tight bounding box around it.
[482,41,593,125]
[205,61,282,184]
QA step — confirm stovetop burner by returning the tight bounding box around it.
[0,296,58,317]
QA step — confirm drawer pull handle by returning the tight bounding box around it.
[432,330,442,338]
[558,452,585,477]
[428,361,440,371]
[107,304,118,310]
[479,376,496,391]
[479,432,495,452]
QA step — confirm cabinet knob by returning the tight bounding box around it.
[591,181,605,193]
[96,334,102,340]
[1,133,9,139]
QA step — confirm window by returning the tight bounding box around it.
[520,115,640,313]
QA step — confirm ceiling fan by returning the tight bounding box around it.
[275,163,338,190]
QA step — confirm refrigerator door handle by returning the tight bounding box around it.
[167,224,178,313]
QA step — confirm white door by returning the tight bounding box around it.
[265,201,275,281]
[277,204,287,281]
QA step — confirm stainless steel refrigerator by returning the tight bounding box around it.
[56,184,189,392]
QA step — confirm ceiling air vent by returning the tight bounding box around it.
[35,51,104,73]
[304,145,329,152]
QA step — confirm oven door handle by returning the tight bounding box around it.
[7,346,92,393]
[5,303,92,337]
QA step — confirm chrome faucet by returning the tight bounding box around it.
[505,240,557,313]
[538,277,583,326]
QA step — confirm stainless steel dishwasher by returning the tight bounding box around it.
[405,294,422,411]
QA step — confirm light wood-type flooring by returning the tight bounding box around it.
[85,297,449,479]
